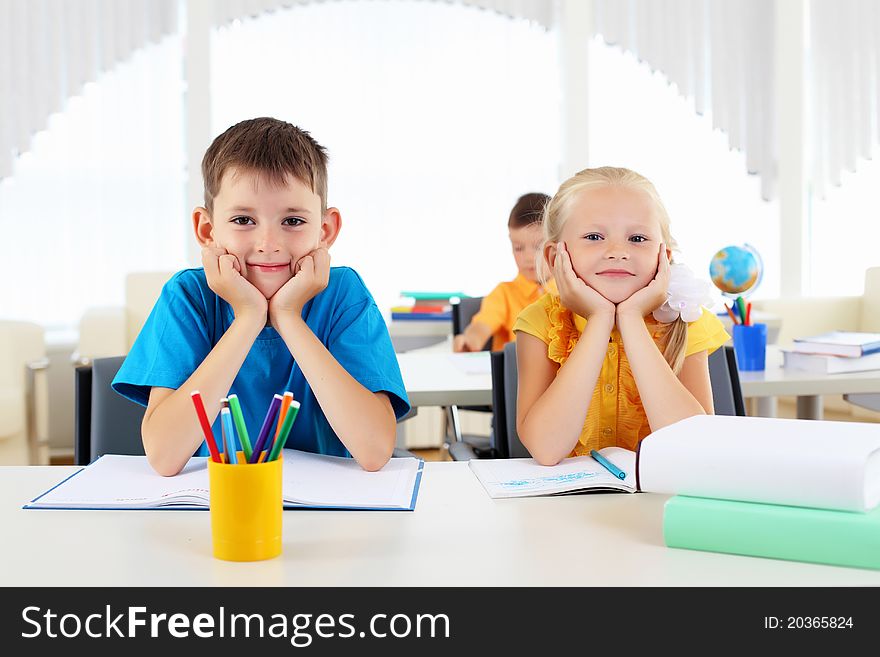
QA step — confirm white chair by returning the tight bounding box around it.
[0,321,49,464]
[74,271,174,363]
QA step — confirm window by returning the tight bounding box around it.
[587,37,780,301]
[808,155,880,296]
[211,0,561,313]
[0,36,186,328]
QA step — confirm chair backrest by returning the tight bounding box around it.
[451,297,492,351]
[75,356,146,465]
[488,341,528,458]
[707,345,746,416]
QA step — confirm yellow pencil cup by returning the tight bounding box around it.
[208,457,282,562]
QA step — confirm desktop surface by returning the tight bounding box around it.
[4,462,880,586]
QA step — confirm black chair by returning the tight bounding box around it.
[709,345,747,417]
[76,356,418,466]
[451,342,746,461]
[75,356,145,465]
[446,297,495,459]
[449,341,528,460]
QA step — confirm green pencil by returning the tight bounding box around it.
[268,400,300,462]
[227,394,253,461]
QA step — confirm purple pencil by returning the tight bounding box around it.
[248,394,283,463]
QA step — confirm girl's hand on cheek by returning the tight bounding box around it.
[200,245,267,321]
[617,242,670,320]
[268,247,331,324]
[554,242,616,320]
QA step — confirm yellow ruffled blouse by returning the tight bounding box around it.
[512,293,730,456]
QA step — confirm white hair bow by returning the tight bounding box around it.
[652,263,714,323]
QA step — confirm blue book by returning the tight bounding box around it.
[792,331,880,357]
[391,312,452,321]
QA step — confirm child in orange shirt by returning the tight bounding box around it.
[453,193,552,352]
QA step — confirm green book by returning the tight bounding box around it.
[400,291,467,300]
[663,496,880,570]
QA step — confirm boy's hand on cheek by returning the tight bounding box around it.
[269,247,331,323]
[201,246,267,322]
[554,242,616,321]
[617,242,670,320]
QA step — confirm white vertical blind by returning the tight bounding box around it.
[0,0,177,179]
[593,0,777,200]
[809,0,880,198]
[0,35,187,326]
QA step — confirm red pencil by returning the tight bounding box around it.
[746,302,752,326]
[191,391,221,463]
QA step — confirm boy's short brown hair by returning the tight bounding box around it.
[508,192,550,229]
[202,117,329,213]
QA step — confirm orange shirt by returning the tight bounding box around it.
[513,293,730,455]
[472,274,555,351]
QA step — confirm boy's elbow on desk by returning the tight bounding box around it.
[145,450,187,477]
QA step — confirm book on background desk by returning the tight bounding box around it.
[23,450,424,511]
[663,495,880,570]
[391,311,452,321]
[782,349,880,374]
[470,415,880,510]
[792,331,880,357]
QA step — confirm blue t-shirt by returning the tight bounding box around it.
[112,266,410,458]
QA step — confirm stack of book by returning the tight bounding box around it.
[637,415,880,570]
[782,330,880,374]
[390,291,464,321]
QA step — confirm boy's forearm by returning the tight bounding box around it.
[617,312,705,431]
[463,321,493,350]
[274,315,396,471]
[142,315,264,476]
[520,315,613,465]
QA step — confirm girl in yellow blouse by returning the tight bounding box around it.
[513,167,729,465]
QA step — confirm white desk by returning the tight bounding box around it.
[4,463,879,586]
[740,347,880,419]
[398,346,880,420]
[398,351,492,407]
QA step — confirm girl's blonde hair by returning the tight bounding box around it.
[540,166,688,374]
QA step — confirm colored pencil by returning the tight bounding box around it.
[221,407,238,464]
[275,391,294,440]
[190,391,221,463]
[227,394,253,461]
[268,401,300,462]
[725,304,739,325]
[248,394,283,463]
[736,296,748,326]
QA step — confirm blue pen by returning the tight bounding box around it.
[221,407,238,464]
[590,449,626,480]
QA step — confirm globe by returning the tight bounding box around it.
[709,244,763,297]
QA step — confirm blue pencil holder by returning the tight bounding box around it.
[732,323,767,371]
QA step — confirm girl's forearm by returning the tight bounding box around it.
[142,314,265,476]
[519,314,614,465]
[274,315,395,471]
[617,312,705,430]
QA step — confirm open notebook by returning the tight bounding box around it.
[24,450,424,511]
[470,415,880,512]
[469,447,637,498]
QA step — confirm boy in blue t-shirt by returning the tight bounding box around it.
[113,117,410,476]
